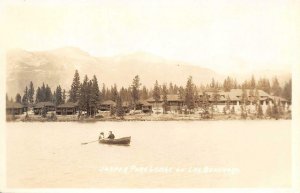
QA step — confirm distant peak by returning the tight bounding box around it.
[50,46,91,56]
[116,51,166,63]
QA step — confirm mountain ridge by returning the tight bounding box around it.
[6,47,290,97]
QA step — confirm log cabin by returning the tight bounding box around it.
[56,102,79,115]
[6,102,26,115]
[33,102,56,115]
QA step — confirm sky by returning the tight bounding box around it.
[1,0,299,74]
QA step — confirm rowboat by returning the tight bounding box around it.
[99,136,131,145]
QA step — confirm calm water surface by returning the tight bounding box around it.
[6,120,291,188]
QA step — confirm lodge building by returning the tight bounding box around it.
[146,89,290,114]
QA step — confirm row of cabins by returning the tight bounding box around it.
[6,89,290,115]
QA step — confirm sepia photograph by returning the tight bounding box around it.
[0,0,300,192]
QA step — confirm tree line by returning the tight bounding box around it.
[7,70,292,117]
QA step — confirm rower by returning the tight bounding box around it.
[107,131,115,139]
[99,132,104,140]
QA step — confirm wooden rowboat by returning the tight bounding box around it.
[99,136,131,145]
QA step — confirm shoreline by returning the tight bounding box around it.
[6,113,292,122]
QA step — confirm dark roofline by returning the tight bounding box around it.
[6,102,24,109]
[57,102,79,108]
[34,101,55,108]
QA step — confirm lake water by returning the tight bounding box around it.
[6,120,291,188]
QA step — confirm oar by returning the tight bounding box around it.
[81,140,98,145]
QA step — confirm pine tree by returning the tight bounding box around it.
[22,86,29,105]
[211,88,220,114]
[101,83,106,101]
[141,86,148,100]
[15,93,22,103]
[41,83,46,102]
[86,80,98,116]
[264,78,271,94]
[52,91,57,104]
[35,87,41,103]
[116,95,125,118]
[131,75,141,110]
[79,75,90,115]
[173,84,179,94]
[119,87,126,102]
[250,75,256,89]
[88,80,94,115]
[242,80,250,89]
[233,79,238,89]
[194,88,200,108]
[62,89,66,104]
[91,75,100,101]
[223,76,233,91]
[282,79,292,102]
[45,85,52,101]
[111,84,118,102]
[28,81,35,104]
[201,91,210,118]
[69,70,81,102]
[185,76,195,111]
[127,86,132,107]
[162,84,168,114]
[169,82,174,94]
[178,86,185,97]
[153,80,161,111]
[106,88,111,101]
[6,94,9,103]
[55,85,63,106]
[89,75,101,115]
[271,77,282,96]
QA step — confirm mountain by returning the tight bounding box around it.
[6,47,222,97]
[6,47,291,97]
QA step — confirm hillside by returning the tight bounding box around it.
[6,47,222,96]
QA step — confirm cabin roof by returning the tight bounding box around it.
[34,101,55,108]
[100,100,116,106]
[228,89,270,97]
[268,96,288,102]
[6,102,24,109]
[147,94,183,102]
[138,100,152,106]
[224,92,240,101]
[57,101,79,108]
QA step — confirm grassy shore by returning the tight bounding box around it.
[6,111,292,122]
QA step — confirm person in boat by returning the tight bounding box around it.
[98,132,104,140]
[107,131,115,139]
